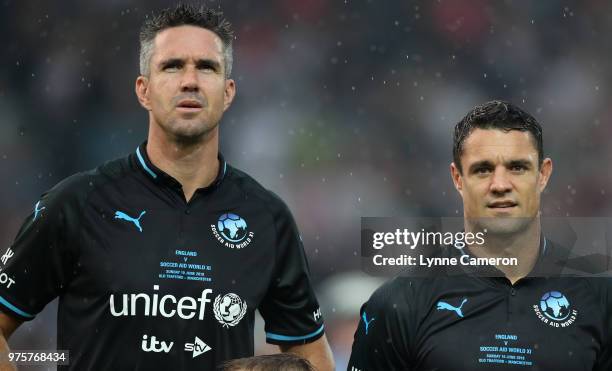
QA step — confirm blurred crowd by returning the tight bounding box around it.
[1,0,611,369]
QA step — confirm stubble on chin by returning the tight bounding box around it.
[162,118,219,146]
[468,216,534,236]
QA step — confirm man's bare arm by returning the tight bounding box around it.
[279,335,334,371]
[0,312,22,371]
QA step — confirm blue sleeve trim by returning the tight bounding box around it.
[136,146,157,179]
[266,324,324,342]
[0,295,34,319]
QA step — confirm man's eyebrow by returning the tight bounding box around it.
[157,58,222,71]
[195,58,221,70]
[468,160,494,173]
[467,158,535,173]
[506,159,533,168]
[158,58,184,68]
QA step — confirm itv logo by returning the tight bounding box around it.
[141,334,173,353]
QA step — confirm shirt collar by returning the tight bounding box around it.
[451,234,550,279]
[133,141,227,191]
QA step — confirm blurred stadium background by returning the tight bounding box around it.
[1,0,611,369]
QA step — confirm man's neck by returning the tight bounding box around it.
[467,219,541,285]
[146,127,220,202]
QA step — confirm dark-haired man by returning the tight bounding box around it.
[0,5,333,370]
[348,100,612,370]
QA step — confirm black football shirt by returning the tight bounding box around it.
[348,240,612,370]
[0,142,324,370]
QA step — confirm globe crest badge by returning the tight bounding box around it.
[217,213,248,242]
[539,291,571,321]
[214,293,247,328]
[211,212,255,249]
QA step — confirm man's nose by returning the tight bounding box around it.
[489,167,512,194]
[180,67,199,92]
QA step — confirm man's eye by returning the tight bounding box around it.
[163,65,181,72]
[475,168,491,174]
[510,165,526,172]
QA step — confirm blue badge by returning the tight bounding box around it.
[217,213,248,242]
[539,291,570,321]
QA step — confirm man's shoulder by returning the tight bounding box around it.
[368,277,411,304]
[224,164,292,214]
[366,276,431,308]
[43,155,133,206]
[366,273,478,312]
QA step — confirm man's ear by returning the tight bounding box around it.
[223,79,236,111]
[135,76,152,111]
[450,162,464,197]
[538,158,553,192]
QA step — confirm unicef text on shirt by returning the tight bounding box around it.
[109,285,212,320]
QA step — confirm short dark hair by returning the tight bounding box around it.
[139,4,234,77]
[453,100,544,174]
[219,353,315,371]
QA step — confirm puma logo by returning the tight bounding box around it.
[362,312,375,335]
[436,298,468,318]
[33,201,46,220]
[114,210,146,232]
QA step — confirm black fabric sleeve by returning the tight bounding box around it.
[347,279,414,371]
[594,278,612,371]
[258,197,324,345]
[0,179,80,320]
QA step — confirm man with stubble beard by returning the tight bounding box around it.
[0,5,333,371]
[348,100,612,370]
